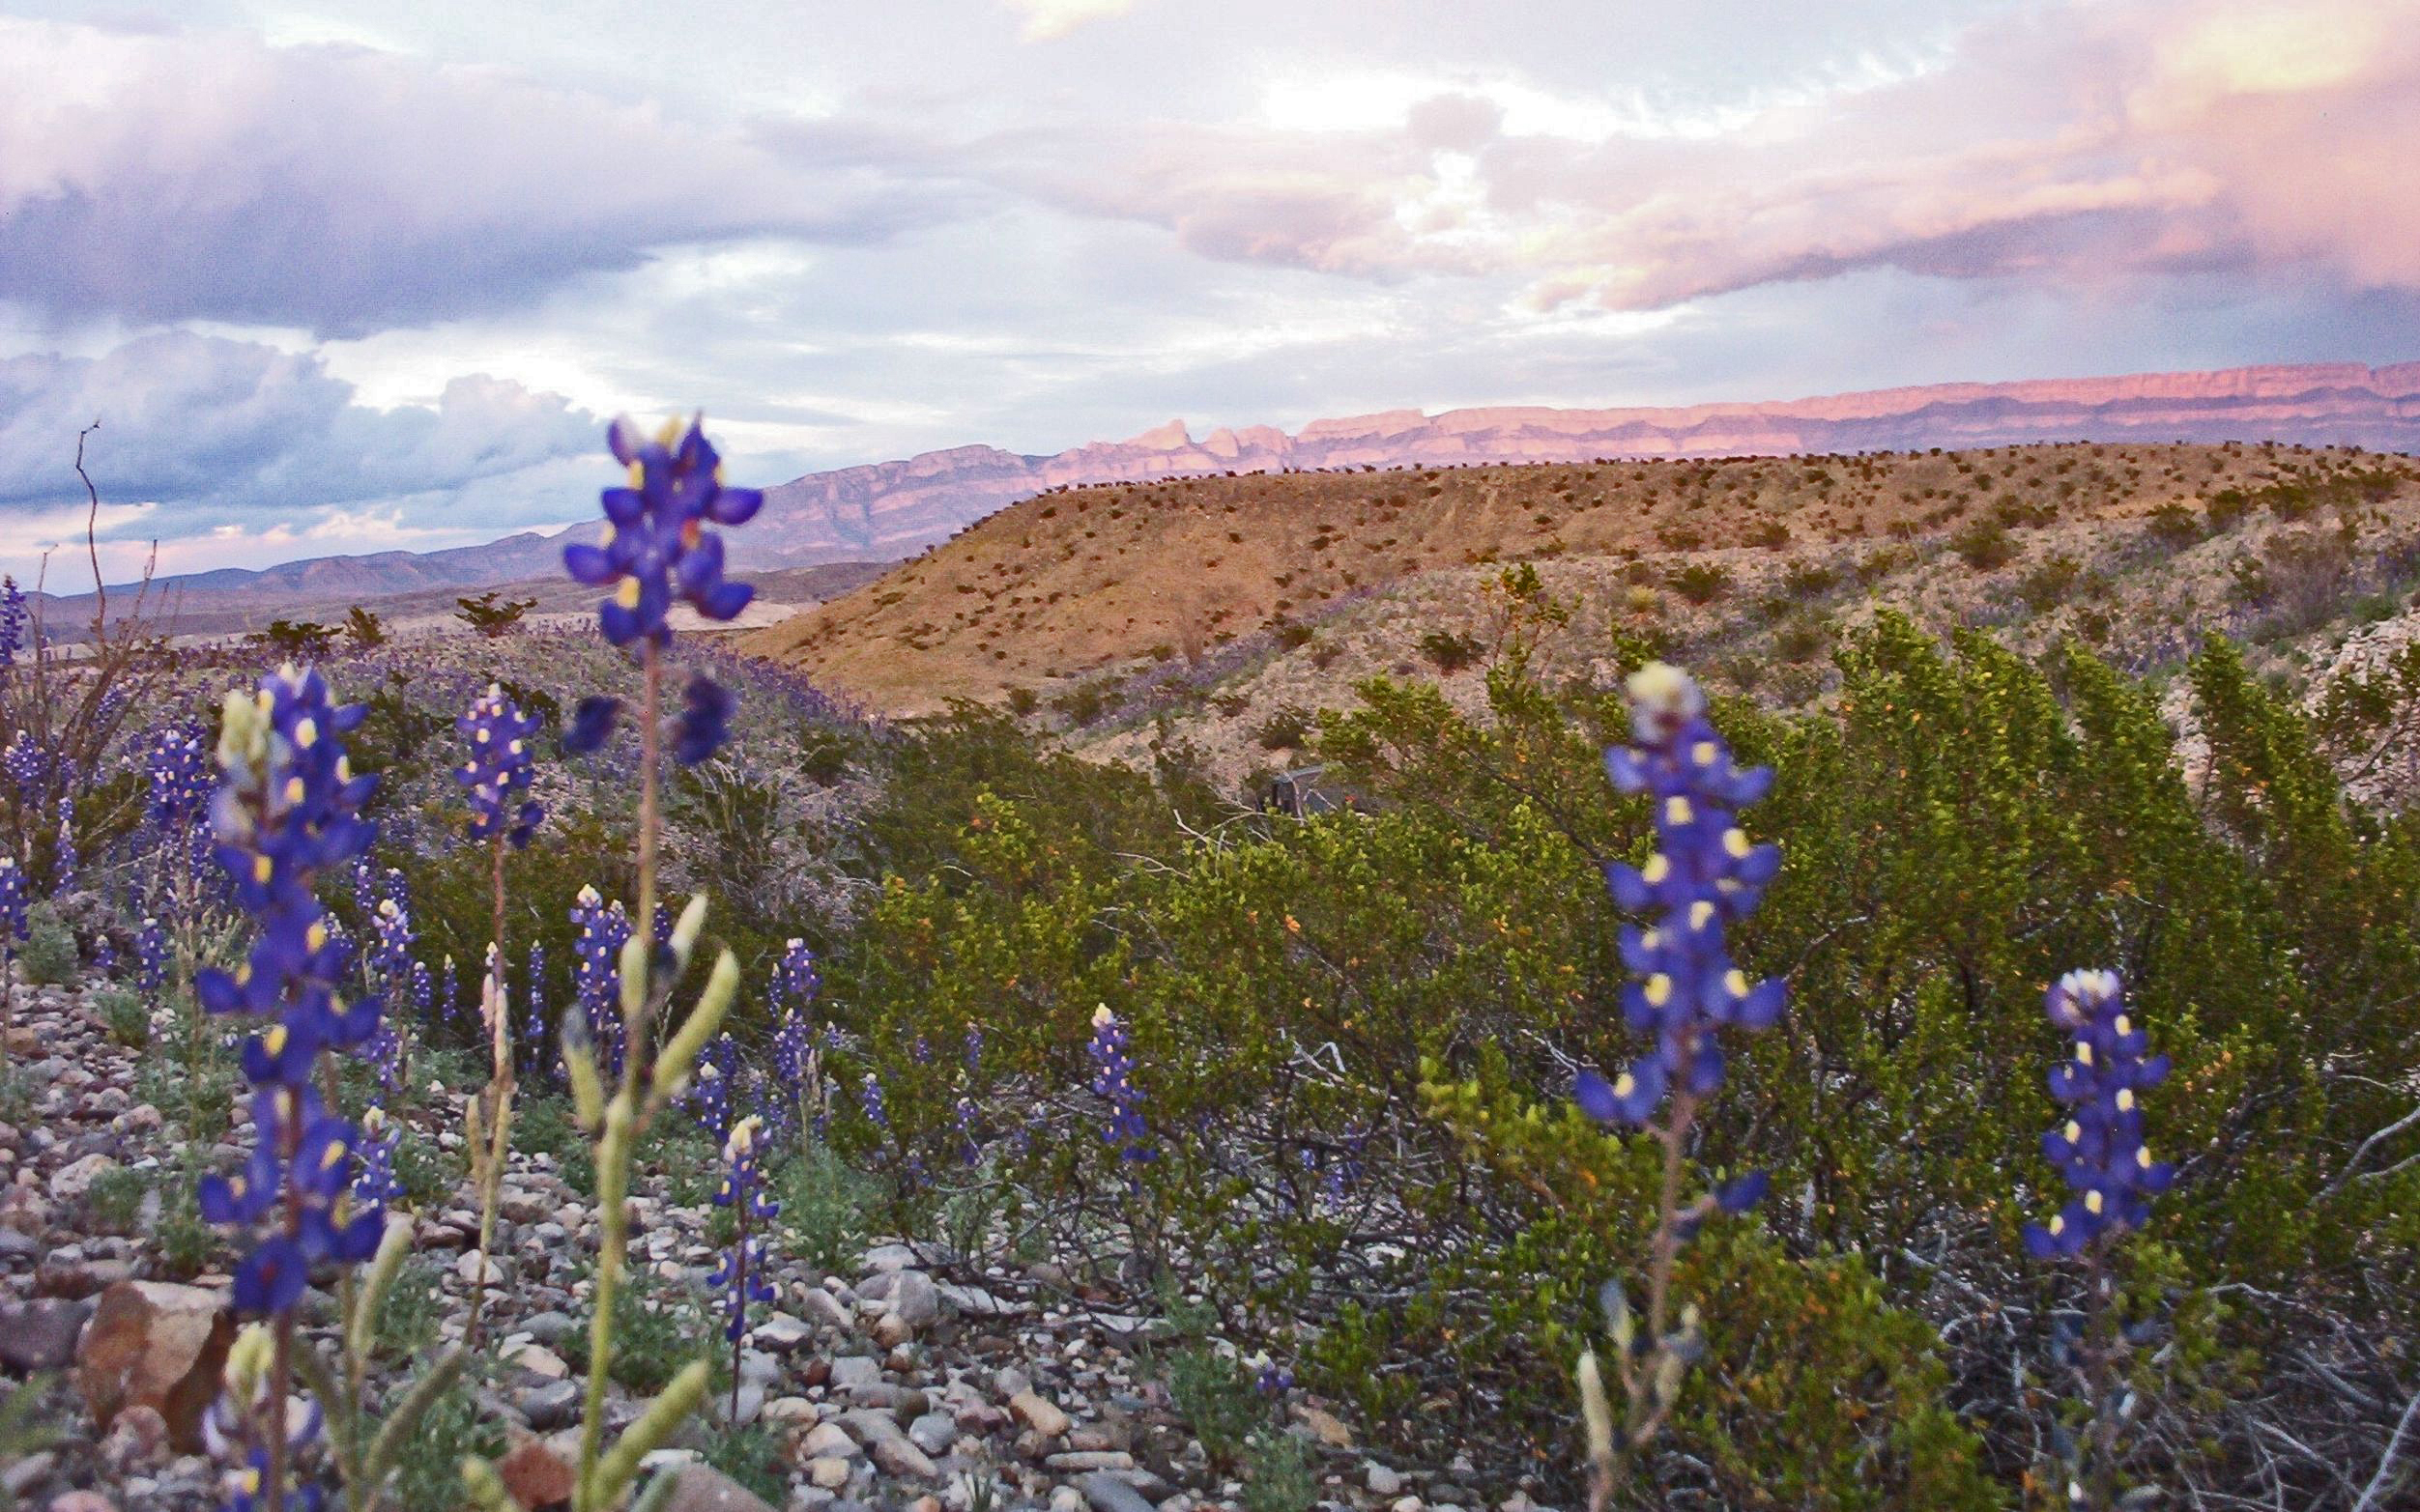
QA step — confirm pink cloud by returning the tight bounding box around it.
[965,0,2420,312]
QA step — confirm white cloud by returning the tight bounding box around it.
[1004,0,1136,42]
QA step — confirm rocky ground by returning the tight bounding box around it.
[0,980,1519,1512]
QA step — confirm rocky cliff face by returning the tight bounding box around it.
[750,362,2420,562]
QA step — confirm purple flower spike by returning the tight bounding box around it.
[454,684,546,847]
[1579,664,1785,1130]
[2022,970,2175,1260]
[564,414,761,646]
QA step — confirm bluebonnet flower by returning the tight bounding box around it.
[689,1060,733,1143]
[4,730,43,806]
[454,685,545,846]
[964,1022,984,1072]
[136,917,169,990]
[708,1116,780,1340]
[352,1105,405,1208]
[860,1071,890,1132]
[93,934,116,977]
[148,722,212,834]
[0,575,25,667]
[193,666,386,1319]
[772,938,820,1011]
[569,886,631,1074]
[911,1034,934,1066]
[1087,1005,1155,1164]
[821,1019,847,1053]
[1252,1356,1294,1397]
[954,1096,982,1167]
[673,673,737,765]
[53,789,76,894]
[560,696,620,756]
[0,854,26,945]
[562,415,763,647]
[524,939,550,1070]
[1576,664,1784,1155]
[200,1083,380,1315]
[2023,970,2175,1260]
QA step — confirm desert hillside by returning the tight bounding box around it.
[745,440,2405,715]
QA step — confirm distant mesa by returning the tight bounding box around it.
[46,361,2420,623]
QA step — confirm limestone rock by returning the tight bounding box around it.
[74,1282,233,1451]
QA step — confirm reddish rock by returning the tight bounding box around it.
[73,1281,233,1451]
[498,1438,577,1510]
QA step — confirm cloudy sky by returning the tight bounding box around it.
[2,0,2415,584]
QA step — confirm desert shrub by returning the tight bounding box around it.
[250,618,339,660]
[702,1422,787,1501]
[1254,705,1313,751]
[1052,679,1116,727]
[93,986,146,1047]
[1779,561,1841,598]
[825,610,2420,1506]
[1004,686,1040,717]
[1665,562,1730,604]
[1417,628,1484,673]
[1747,519,1791,550]
[1772,617,1828,663]
[2145,501,2203,546]
[1275,622,1316,651]
[1240,1431,1318,1512]
[1947,518,2016,570]
[2204,488,2254,533]
[16,903,77,985]
[454,589,538,638]
[777,1144,882,1277]
[2018,553,2084,611]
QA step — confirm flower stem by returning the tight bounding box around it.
[2085,1242,2118,1511]
[577,644,662,1511]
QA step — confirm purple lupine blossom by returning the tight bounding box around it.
[0,854,26,946]
[52,789,76,895]
[352,1105,405,1207]
[0,575,26,667]
[523,939,549,1072]
[147,722,212,834]
[954,1096,981,1167]
[1087,1005,1154,1164]
[964,1022,984,1072]
[4,730,43,806]
[2024,970,2175,1259]
[192,666,385,1319]
[562,416,763,647]
[859,1071,889,1132]
[453,685,545,847]
[135,917,168,990]
[707,1114,780,1420]
[1576,665,1784,1186]
[772,938,820,1010]
[569,885,630,1077]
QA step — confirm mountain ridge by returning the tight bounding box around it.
[42,361,2420,624]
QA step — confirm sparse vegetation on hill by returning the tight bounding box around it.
[745,442,2419,723]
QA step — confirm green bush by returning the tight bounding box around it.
[93,986,146,1048]
[1947,518,2016,570]
[1665,562,1730,604]
[1418,628,1485,673]
[817,608,2420,1506]
[15,902,77,985]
